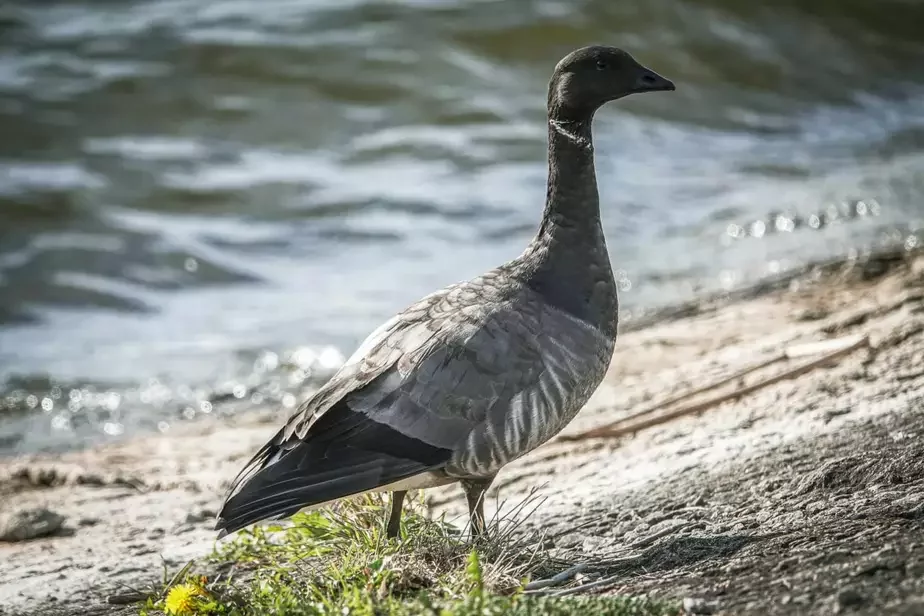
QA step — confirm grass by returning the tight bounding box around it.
[138,493,677,616]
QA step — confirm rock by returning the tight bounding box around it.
[147,528,165,540]
[106,591,150,605]
[834,588,865,613]
[854,559,902,577]
[27,466,59,487]
[73,472,105,486]
[184,508,217,524]
[690,493,708,507]
[905,557,924,578]
[0,508,66,541]
[683,597,717,614]
[798,307,830,321]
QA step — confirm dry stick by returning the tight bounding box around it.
[561,333,871,442]
[522,563,590,592]
[544,570,629,596]
[821,290,923,335]
[558,352,788,443]
[560,333,867,443]
[784,334,869,359]
[525,554,642,596]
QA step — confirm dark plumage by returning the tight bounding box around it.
[215,45,674,539]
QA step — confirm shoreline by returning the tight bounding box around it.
[2,245,923,615]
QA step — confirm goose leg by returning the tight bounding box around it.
[460,476,495,539]
[386,490,407,539]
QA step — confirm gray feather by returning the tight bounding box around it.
[274,275,613,478]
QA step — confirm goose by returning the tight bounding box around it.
[215,45,674,539]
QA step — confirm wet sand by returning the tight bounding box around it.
[2,247,923,616]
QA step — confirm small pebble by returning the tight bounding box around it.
[74,472,105,486]
[107,591,150,605]
[683,597,717,615]
[834,588,865,613]
[184,508,217,524]
[0,508,66,541]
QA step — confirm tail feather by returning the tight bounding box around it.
[215,444,429,536]
[214,400,454,536]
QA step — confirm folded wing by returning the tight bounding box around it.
[215,277,603,536]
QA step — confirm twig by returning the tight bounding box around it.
[522,563,590,592]
[821,290,923,335]
[561,334,870,442]
[544,571,626,596]
[563,353,789,442]
[526,555,640,596]
[896,369,924,382]
[557,353,783,443]
[783,334,869,359]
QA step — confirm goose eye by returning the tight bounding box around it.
[595,59,607,70]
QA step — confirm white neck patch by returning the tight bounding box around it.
[548,119,592,149]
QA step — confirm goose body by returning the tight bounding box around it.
[216,45,674,538]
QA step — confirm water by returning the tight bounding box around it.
[1,0,923,455]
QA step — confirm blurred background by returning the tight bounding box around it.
[1,0,922,454]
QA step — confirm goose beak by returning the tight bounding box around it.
[634,68,675,93]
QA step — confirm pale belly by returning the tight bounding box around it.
[445,322,615,478]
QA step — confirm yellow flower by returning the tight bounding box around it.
[164,582,209,615]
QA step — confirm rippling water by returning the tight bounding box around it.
[1,0,923,454]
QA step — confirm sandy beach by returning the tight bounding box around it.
[2,246,923,616]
